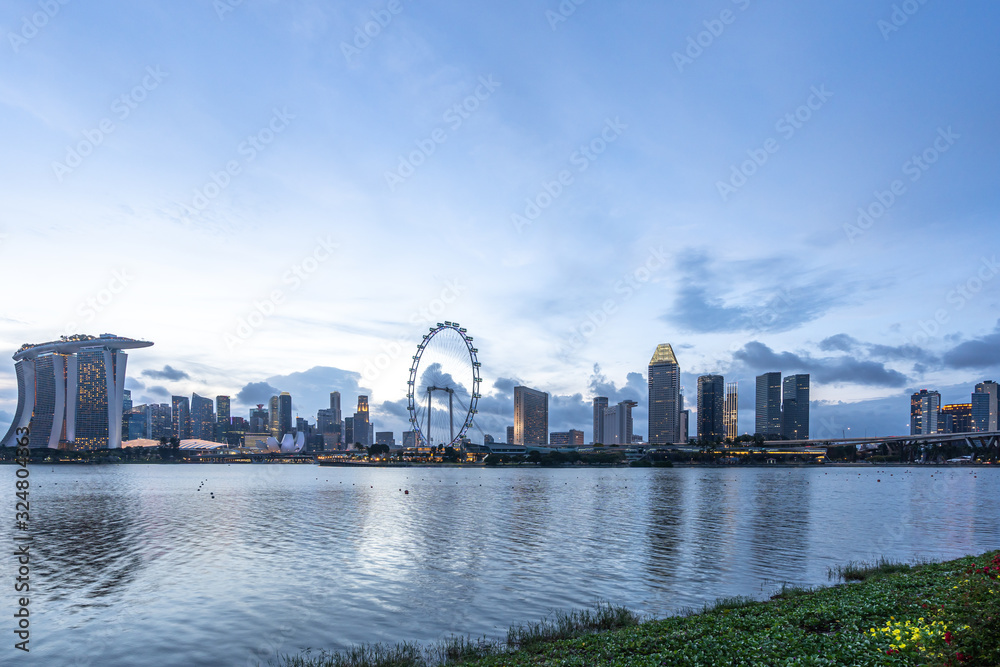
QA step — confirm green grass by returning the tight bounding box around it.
[270,551,1000,667]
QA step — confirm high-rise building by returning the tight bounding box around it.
[506,425,514,444]
[679,409,689,444]
[191,393,214,440]
[278,392,292,437]
[602,400,637,445]
[755,372,782,437]
[697,375,725,442]
[148,403,171,439]
[910,389,941,435]
[940,403,973,434]
[354,395,371,447]
[972,381,999,432]
[268,395,280,437]
[330,391,342,423]
[122,389,133,436]
[781,374,810,440]
[126,407,146,441]
[514,386,548,445]
[216,395,231,425]
[249,404,269,434]
[550,430,585,446]
[403,430,420,448]
[592,397,609,444]
[375,432,395,446]
[344,416,355,445]
[648,344,682,444]
[724,382,738,440]
[172,396,191,440]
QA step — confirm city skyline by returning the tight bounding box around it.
[1,2,998,444]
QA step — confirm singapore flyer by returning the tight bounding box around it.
[406,322,482,448]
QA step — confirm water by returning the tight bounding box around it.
[2,464,998,666]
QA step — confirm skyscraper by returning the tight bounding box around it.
[172,395,191,440]
[910,389,940,435]
[972,381,999,432]
[216,395,231,425]
[330,391,342,424]
[724,382,738,440]
[278,392,292,437]
[506,425,514,444]
[148,403,171,439]
[191,393,214,440]
[249,404,269,434]
[268,395,280,437]
[514,386,548,445]
[697,375,725,442]
[781,374,810,440]
[648,344,681,444]
[355,395,371,447]
[602,400,637,445]
[592,396,609,444]
[344,416,355,445]
[940,403,973,434]
[755,372,782,437]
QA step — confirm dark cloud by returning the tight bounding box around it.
[733,342,908,387]
[125,378,146,391]
[142,365,190,381]
[819,334,859,353]
[236,382,281,406]
[146,385,171,398]
[941,321,1000,370]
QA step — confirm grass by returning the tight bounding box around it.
[270,551,1000,667]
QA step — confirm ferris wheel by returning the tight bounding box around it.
[407,322,481,448]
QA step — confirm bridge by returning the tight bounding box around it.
[769,431,1000,461]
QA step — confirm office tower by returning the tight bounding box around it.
[602,400,638,445]
[755,372,782,437]
[191,393,214,440]
[697,375,725,442]
[345,417,355,445]
[126,407,146,441]
[330,391,342,423]
[648,344,681,444]
[550,429,585,446]
[376,432,395,446]
[514,386,548,445]
[172,396,191,440]
[679,410,689,444]
[148,403,172,439]
[249,404,269,433]
[972,381,999,432]
[278,392,292,437]
[910,389,941,435]
[353,395,371,447]
[317,409,336,433]
[268,395,280,437]
[403,430,419,448]
[940,403,973,434]
[592,396,609,444]
[781,374,810,440]
[216,395,231,425]
[724,382,738,440]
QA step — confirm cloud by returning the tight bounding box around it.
[819,334,859,352]
[142,365,190,381]
[941,321,1000,370]
[236,382,281,406]
[662,252,855,335]
[145,385,171,398]
[733,341,908,387]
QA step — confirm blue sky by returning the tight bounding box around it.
[1,0,998,442]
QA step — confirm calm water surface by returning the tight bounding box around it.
[2,464,998,666]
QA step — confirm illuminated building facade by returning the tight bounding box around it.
[910,389,940,435]
[724,381,738,440]
[172,396,191,440]
[514,386,548,445]
[755,372,782,437]
[278,392,292,437]
[191,393,215,440]
[602,400,637,445]
[1,334,152,449]
[940,403,973,434]
[354,395,370,447]
[972,381,998,432]
[781,374,810,440]
[697,374,725,442]
[648,344,681,444]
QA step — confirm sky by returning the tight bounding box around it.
[1,0,998,443]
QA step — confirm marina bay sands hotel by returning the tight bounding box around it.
[1,334,152,450]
